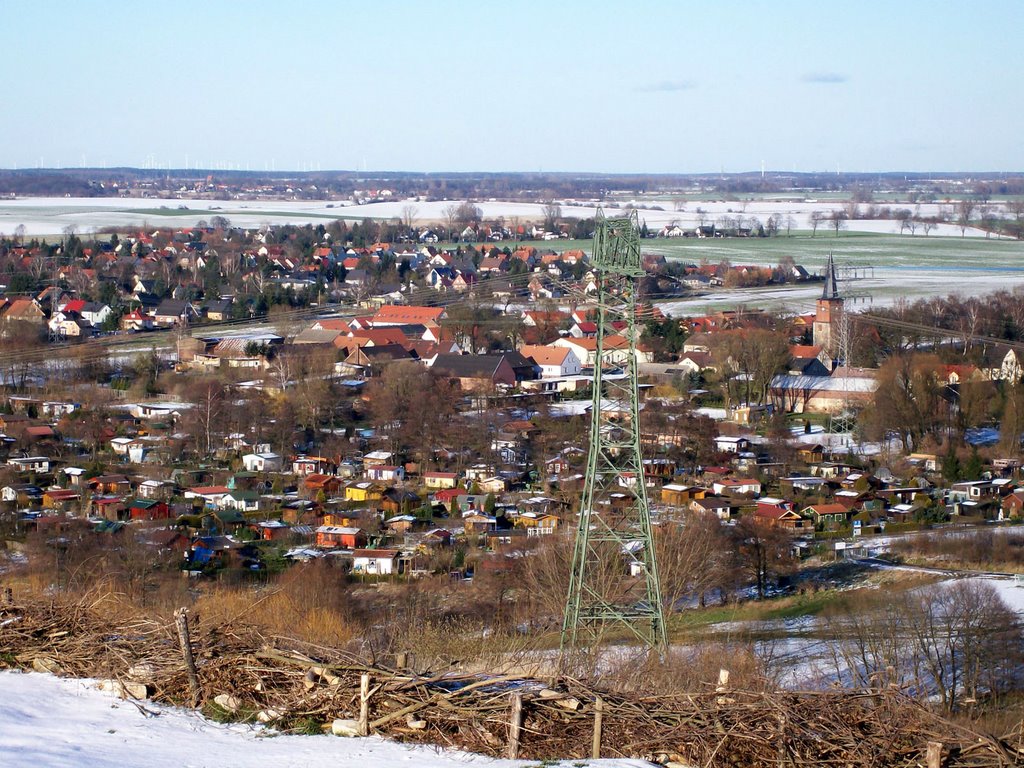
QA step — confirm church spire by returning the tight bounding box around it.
[822,252,839,300]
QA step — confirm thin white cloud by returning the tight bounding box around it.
[802,72,848,84]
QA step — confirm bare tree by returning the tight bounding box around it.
[808,210,823,237]
[541,200,562,232]
[454,201,482,228]
[828,209,848,236]
[867,353,944,452]
[400,204,419,231]
[442,204,459,240]
[731,517,794,600]
[368,361,459,465]
[185,378,228,456]
[825,580,1022,712]
[980,205,1000,238]
[895,208,917,235]
[957,199,976,237]
[1007,200,1024,239]
[656,512,733,610]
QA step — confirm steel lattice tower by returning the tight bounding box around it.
[561,210,667,651]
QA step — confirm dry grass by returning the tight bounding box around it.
[890,528,1024,574]
[191,564,356,648]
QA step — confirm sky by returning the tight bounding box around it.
[1,0,1022,174]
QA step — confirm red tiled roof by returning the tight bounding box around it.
[790,344,822,358]
[372,305,445,325]
[519,345,570,366]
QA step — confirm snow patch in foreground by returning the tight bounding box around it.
[0,671,645,768]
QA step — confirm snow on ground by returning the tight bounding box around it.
[0,672,647,768]
[0,195,997,238]
[962,576,1024,613]
[659,265,1024,316]
[693,406,727,419]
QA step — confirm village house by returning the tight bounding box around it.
[184,485,232,509]
[382,488,421,516]
[802,502,850,529]
[151,299,199,327]
[714,435,752,454]
[351,548,403,576]
[385,514,417,535]
[316,525,366,549]
[88,474,132,495]
[753,501,808,530]
[429,353,519,390]
[223,489,260,513]
[292,456,335,476]
[519,344,583,378]
[689,496,735,521]
[137,479,174,499]
[551,335,654,367]
[345,482,383,503]
[463,511,498,534]
[7,456,51,473]
[423,471,459,490]
[120,309,154,332]
[770,368,878,414]
[711,478,762,496]
[362,450,394,467]
[242,452,283,473]
[370,305,446,327]
[516,511,560,535]
[1,483,42,504]
[660,484,707,507]
[43,488,80,512]
[366,464,405,483]
[3,298,47,325]
[1002,490,1024,518]
[249,520,290,542]
[127,498,172,520]
[304,473,343,497]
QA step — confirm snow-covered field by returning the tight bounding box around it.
[0,195,997,238]
[3,195,1020,311]
[0,672,646,768]
[659,264,1024,314]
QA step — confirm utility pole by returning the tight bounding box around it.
[562,210,666,653]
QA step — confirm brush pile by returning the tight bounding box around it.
[1,592,1021,767]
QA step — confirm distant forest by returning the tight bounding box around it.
[3,168,1024,200]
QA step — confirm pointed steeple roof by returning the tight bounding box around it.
[822,252,839,300]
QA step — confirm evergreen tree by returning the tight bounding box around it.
[941,448,962,483]
[964,447,984,480]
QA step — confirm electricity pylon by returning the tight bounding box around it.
[828,308,856,437]
[561,210,666,651]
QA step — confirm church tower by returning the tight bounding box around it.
[813,253,842,357]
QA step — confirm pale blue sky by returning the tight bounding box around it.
[2,0,1022,173]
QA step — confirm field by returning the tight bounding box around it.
[2,196,1023,314]
[650,232,1024,314]
[0,195,1003,238]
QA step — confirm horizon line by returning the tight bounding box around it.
[1,166,1024,178]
